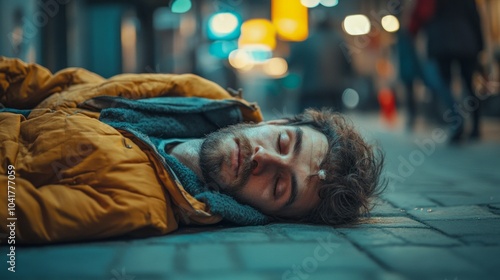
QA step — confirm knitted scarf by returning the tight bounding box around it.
[88,96,270,225]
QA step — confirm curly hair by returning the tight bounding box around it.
[287,108,387,225]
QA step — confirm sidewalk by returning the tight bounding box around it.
[2,113,500,280]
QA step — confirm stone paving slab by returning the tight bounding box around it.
[117,244,178,275]
[235,242,380,272]
[338,228,407,246]
[354,217,429,228]
[382,193,440,209]
[451,246,500,275]
[426,192,500,207]
[407,205,500,221]
[370,200,407,217]
[383,228,462,246]
[141,270,410,280]
[425,219,500,236]
[147,227,273,244]
[3,244,119,280]
[168,273,269,280]
[273,224,345,242]
[366,246,490,280]
[458,234,500,245]
[184,244,238,272]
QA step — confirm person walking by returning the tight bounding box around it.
[415,0,485,141]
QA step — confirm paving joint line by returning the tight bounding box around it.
[404,217,468,246]
[336,230,394,272]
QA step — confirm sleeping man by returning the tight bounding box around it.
[0,57,385,244]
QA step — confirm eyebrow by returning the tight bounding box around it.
[285,127,303,207]
[285,173,298,207]
[293,127,303,157]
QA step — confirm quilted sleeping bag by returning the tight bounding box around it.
[0,57,263,244]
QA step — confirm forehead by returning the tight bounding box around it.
[288,125,328,215]
[297,125,328,170]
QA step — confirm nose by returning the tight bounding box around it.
[251,145,286,176]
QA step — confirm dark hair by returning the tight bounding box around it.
[287,108,387,225]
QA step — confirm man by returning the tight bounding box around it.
[172,109,385,224]
[0,57,385,244]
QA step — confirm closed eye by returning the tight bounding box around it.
[277,132,283,154]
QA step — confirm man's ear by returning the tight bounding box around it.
[264,119,290,125]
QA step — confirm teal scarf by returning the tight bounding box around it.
[92,96,270,225]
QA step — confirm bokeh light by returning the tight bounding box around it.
[238,19,276,50]
[228,49,253,70]
[300,0,320,8]
[320,0,338,7]
[272,0,308,41]
[171,0,191,14]
[342,88,360,109]
[246,47,273,62]
[208,13,240,39]
[343,14,371,35]
[209,41,238,59]
[263,57,288,77]
[381,15,400,32]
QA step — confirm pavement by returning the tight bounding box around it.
[1,113,500,280]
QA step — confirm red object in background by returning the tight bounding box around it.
[409,0,436,36]
[378,88,397,125]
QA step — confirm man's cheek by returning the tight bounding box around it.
[217,172,232,188]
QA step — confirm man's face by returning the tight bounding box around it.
[200,122,328,218]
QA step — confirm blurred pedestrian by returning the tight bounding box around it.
[396,0,461,136]
[414,0,485,141]
[288,18,353,112]
[395,15,421,130]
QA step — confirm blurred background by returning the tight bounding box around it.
[1,0,499,125]
[3,3,500,278]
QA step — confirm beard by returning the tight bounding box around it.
[199,123,255,196]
